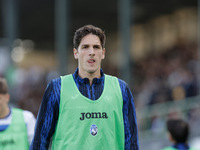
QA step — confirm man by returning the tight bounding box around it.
[0,77,36,149]
[30,25,139,150]
[161,118,195,150]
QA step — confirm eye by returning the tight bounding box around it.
[82,45,88,49]
[94,45,101,49]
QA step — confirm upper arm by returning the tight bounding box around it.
[30,78,61,149]
[118,79,139,150]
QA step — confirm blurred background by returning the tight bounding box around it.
[0,0,200,149]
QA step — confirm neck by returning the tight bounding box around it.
[0,106,10,118]
[78,69,101,85]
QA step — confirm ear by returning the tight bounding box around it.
[168,132,175,143]
[5,94,10,103]
[102,48,105,59]
[73,48,78,59]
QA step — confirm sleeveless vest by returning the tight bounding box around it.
[52,74,124,150]
[0,108,29,150]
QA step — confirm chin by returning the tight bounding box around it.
[87,68,98,74]
[88,70,96,74]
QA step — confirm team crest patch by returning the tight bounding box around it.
[90,124,98,136]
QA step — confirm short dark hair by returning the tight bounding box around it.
[167,118,189,143]
[73,25,106,49]
[0,77,8,94]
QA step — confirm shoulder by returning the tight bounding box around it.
[48,77,61,87]
[105,74,128,86]
[105,75,131,94]
[11,108,36,125]
[117,78,130,94]
[23,110,35,119]
[22,110,36,124]
[45,77,61,95]
[117,78,128,87]
[41,77,61,109]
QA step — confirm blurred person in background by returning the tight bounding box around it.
[161,118,195,150]
[0,77,36,149]
[30,24,139,150]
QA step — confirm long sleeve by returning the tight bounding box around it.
[30,78,61,150]
[118,79,139,150]
[30,68,139,150]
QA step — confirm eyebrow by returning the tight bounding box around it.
[93,44,101,48]
[81,44,101,47]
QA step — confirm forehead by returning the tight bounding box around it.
[80,34,101,46]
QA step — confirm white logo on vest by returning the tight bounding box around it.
[90,124,98,136]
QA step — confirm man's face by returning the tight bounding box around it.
[74,34,105,77]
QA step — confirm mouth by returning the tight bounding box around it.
[88,59,95,64]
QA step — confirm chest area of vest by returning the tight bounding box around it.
[79,111,108,121]
[60,75,123,123]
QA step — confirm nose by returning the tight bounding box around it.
[89,48,95,56]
